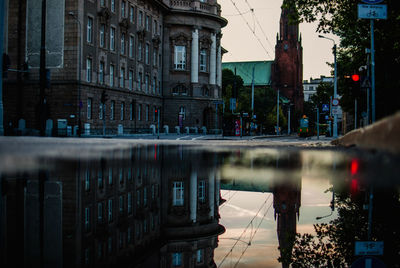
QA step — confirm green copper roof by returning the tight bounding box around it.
[222,61,273,87]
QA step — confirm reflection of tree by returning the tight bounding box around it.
[280,187,400,267]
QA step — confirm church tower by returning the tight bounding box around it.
[271,0,304,116]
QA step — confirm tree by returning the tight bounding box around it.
[284,0,400,120]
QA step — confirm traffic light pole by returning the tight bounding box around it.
[370,19,376,123]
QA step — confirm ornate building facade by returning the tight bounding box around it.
[2,0,227,136]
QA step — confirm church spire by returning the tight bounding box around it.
[279,0,299,42]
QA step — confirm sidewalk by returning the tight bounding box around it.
[332,112,400,153]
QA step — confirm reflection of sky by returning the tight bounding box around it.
[216,173,336,267]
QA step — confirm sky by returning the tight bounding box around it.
[219,0,340,82]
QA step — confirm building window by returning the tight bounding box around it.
[174,45,186,70]
[85,170,90,191]
[172,181,184,206]
[200,49,207,72]
[98,202,103,222]
[196,249,204,264]
[121,102,125,120]
[153,20,157,35]
[138,42,142,61]
[143,187,147,206]
[108,199,113,222]
[87,17,93,43]
[128,70,133,90]
[108,168,113,185]
[120,67,124,88]
[129,6,134,23]
[99,103,103,120]
[152,51,157,68]
[145,15,150,31]
[110,101,115,120]
[119,195,124,213]
[110,64,114,86]
[145,75,149,92]
[110,27,115,51]
[128,192,132,214]
[120,33,125,55]
[98,169,103,188]
[138,72,142,91]
[145,105,149,121]
[111,0,115,12]
[199,180,206,203]
[100,24,105,48]
[100,0,105,7]
[87,98,92,120]
[86,58,92,82]
[145,43,149,64]
[99,61,104,84]
[136,189,141,206]
[152,77,156,94]
[85,207,90,231]
[121,1,126,18]
[130,102,133,120]
[138,11,143,27]
[179,106,185,120]
[129,35,134,58]
[172,252,182,267]
[138,104,142,121]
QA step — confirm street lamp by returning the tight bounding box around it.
[69,11,82,137]
[318,35,338,138]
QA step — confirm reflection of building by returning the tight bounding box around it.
[0,145,224,267]
[2,0,227,136]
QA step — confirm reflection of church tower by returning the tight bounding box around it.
[271,0,304,114]
[273,176,301,268]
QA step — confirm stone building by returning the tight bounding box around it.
[2,0,227,136]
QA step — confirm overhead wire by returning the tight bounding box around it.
[227,0,272,59]
[218,193,273,267]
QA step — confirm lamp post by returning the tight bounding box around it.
[69,11,82,137]
[319,35,338,138]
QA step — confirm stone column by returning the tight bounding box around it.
[190,171,197,223]
[216,45,222,88]
[209,32,216,85]
[191,28,199,84]
[208,171,215,219]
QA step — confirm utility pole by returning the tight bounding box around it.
[39,0,47,136]
[276,90,280,135]
[251,65,255,117]
[0,0,5,135]
[370,19,376,123]
[316,106,320,140]
[287,105,291,135]
[355,99,358,129]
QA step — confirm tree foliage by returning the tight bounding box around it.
[284,0,400,119]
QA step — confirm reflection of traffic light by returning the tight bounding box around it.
[349,158,361,200]
[155,108,158,119]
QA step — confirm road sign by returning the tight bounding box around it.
[230,98,236,111]
[358,4,387,19]
[361,0,384,4]
[355,241,384,256]
[332,98,339,106]
[332,106,341,115]
[322,104,329,112]
[361,77,371,88]
[351,256,386,268]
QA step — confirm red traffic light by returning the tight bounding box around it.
[351,74,360,82]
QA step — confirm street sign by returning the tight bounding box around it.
[332,98,339,106]
[213,100,224,105]
[332,106,341,115]
[230,98,236,111]
[358,4,387,20]
[351,256,386,268]
[322,104,329,112]
[361,0,384,4]
[355,241,384,256]
[361,77,371,88]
